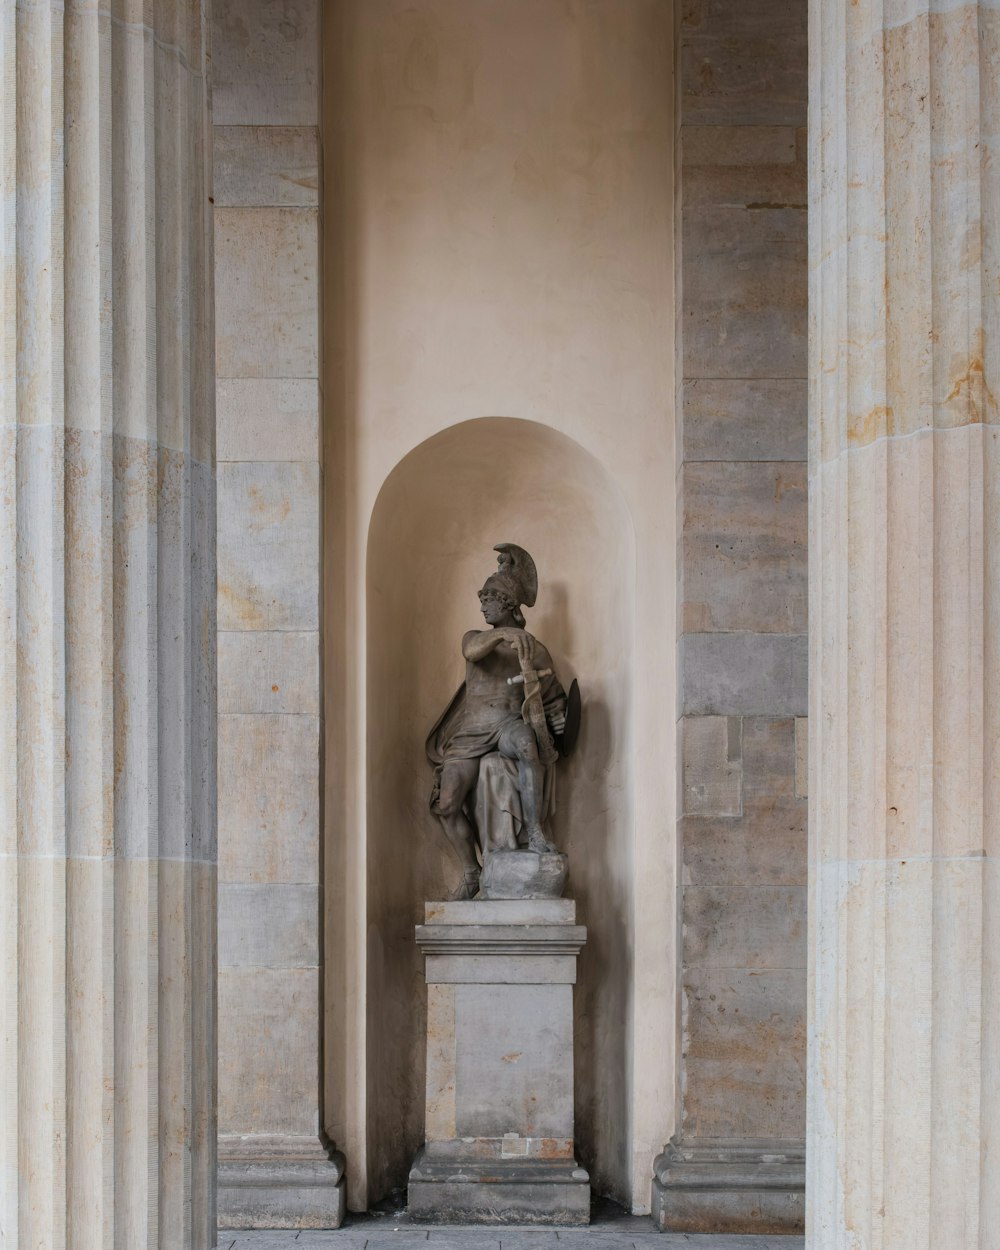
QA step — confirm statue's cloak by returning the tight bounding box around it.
[426,683,557,853]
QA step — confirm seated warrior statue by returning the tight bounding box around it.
[427,544,569,900]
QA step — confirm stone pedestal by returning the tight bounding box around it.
[408,900,589,1225]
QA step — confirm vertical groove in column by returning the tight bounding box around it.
[64,1,115,1245]
[1,10,15,1239]
[2,2,215,1247]
[809,1,998,1247]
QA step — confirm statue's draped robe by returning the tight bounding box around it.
[427,636,566,852]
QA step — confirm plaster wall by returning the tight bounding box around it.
[323,0,677,1213]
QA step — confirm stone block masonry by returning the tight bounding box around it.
[211,0,345,1228]
[656,0,808,1233]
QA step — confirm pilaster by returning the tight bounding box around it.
[211,0,341,1228]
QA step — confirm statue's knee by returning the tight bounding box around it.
[514,735,539,763]
[434,789,462,818]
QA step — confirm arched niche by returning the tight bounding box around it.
[365,416,636,1204]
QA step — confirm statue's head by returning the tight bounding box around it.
[478,544,537,628]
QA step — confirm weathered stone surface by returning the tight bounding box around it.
[213,0,320,125]
[681,716,743,818]
[652,1137,805,1236]
[411,902,589,1224]
[670,0,808,1233]
[683,886,805,971]
[682,806,805,888]
[681,462,807,635]
[218,1135,345,1229]
[212,14,333,1222]
[217,378,321,463]
[680,634,807,717]
[408,1152,590,1226]
[218,462,320,631]
[219,883,321,967]
[793,718,807,799]
[682,378,807,463]
[683,968,806,1138]
[219,969,322,1137]
[215,207,319,378]
[425,899,576,925]
[682,125,806,209]
[683,206,807,381]
[219,630,320,715]
[2,4,217,1245]
[680,0,807,126]
[809,3,1000,1244]
[219,713,320,884]
[214,126,319,207]
[480,850,568,899]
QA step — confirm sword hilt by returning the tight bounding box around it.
[507,668,552,686]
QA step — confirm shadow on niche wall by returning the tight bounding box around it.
[365,416,636,1207]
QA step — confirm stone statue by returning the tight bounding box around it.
[427,544,579,900]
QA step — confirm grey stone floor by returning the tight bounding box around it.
[219,1220,805,1250]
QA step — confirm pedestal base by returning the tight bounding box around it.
[218,1134,346,1229]
[408,1146,590,1225]
[650,1138,805,1235]
[410,900,589,1225]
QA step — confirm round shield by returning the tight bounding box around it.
[557,678,581,758]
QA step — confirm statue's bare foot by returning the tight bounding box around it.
[449,871,481,901]
[527,827,557,854]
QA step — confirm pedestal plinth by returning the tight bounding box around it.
[408,900,589,1225]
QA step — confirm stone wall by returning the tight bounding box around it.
[213,0,343,1227]
[663,0,809,1231]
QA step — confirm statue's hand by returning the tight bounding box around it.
[548,707,567,734]
[511,631,536,667]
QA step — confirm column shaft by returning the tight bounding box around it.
[1,2,216,1247]
[809,1,999,1246]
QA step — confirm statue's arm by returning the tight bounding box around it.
[462,627,521,662]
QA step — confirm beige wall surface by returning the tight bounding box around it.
[324,0,676,1213]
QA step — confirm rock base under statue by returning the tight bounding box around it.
[409,900,589,1225]
[480,848,567,899]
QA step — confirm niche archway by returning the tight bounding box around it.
[365,417,636,1204]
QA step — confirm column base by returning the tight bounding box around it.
[650,1137,804,1235]
[218,1134,346,1229]
[408,1145,590,1225]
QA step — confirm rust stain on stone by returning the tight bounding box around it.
[848,404,893,447]
[944,351,996,420]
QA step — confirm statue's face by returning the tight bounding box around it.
[478,587,514,626]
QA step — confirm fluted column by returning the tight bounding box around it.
[1,3,216,1247]
[809,1,998,1246]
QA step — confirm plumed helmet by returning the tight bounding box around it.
[491,543,537,608]
[477,544,537,628]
